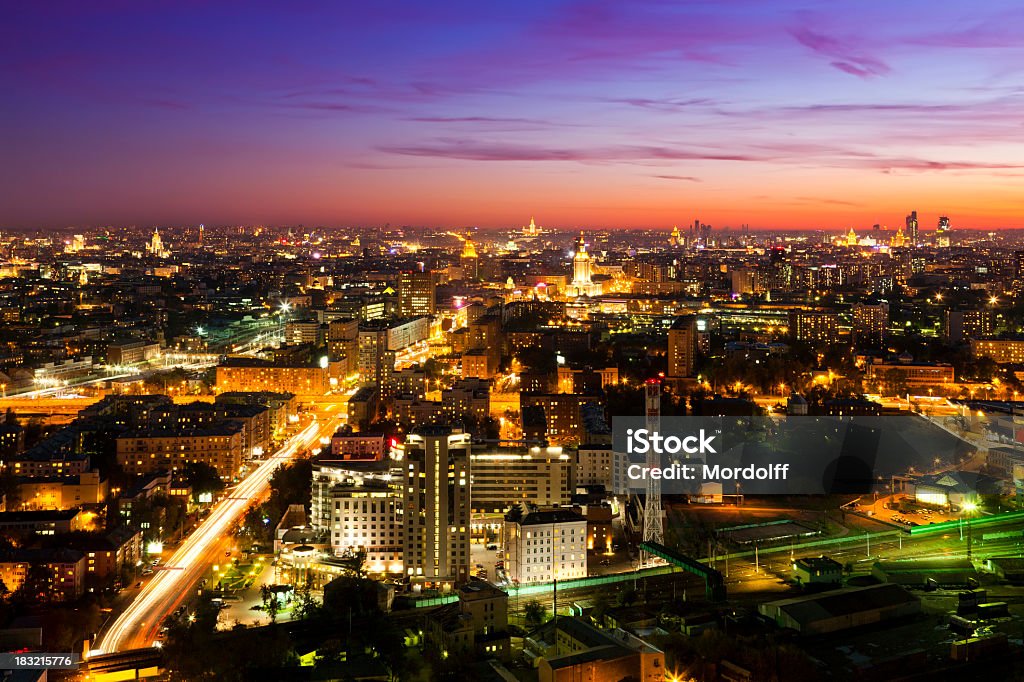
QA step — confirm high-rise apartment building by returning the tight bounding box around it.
[788,310,839,345]
[400,427,472,586]
[397,270,436,317]
[667,315,698,377]
[852,302,889,345]
[357,326,395,391]
[944,309,993,344]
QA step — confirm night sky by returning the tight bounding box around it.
[4,1,1024,230]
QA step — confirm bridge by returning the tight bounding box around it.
[84,646,163,680]
[639,541,727,602]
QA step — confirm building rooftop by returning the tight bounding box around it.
[873,558,974,573]
[507,507,586,526]
[0,509,83,523]
[794,556,842,572]
[765,584,919,624]
[118,422,245,438]
[912,470,1003,496]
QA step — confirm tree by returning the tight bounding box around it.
[524,599,547,629]
[338,548,367,579]
[617,588,639,607]
[259,583,280,623]
[880,369,909,398]
[182,462,225,500]
[292,581,321,621]
[15,562,54,604]
[4,408,17,425]
[314,638,344,668]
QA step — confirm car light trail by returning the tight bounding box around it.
[91,418,329,655]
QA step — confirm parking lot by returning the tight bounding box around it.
[858,494,960,527]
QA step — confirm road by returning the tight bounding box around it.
[90,414,341,655]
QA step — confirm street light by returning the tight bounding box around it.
[962,501,978,561]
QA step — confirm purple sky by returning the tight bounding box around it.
[3,1,1024,230]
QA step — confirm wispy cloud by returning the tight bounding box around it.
[609,97,715,112]
[379,140,769,163]
[790,27,891,78]
[652,174,702,182]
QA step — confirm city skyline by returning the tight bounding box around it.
[5,1,1024,229]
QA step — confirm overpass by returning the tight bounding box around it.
[640,541,727,602]
[84,646,163,680]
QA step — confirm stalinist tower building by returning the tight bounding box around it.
[568,232,601,298]
[460,232,479,280]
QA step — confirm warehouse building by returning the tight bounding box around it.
[758,584,921,635]
[872,558,976,587]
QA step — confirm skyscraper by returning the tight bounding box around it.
[397,270,436,317]
[936,216,951,247]
[906,211,919,246]
[400,426,472,586]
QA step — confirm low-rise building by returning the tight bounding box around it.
[471,446,574,514]
[0,424,25,456]
[215,391,297,436]
[908,471,1002,509]
[60,527,143,586]
[576,444,614,490]
[520,394,606,446]
[215,358,329,396]
[792,556,843,586]
[107,340,161,365]
[347,386,379,426]
[865,360,956,388]
[872,558,976,587]
[442,378,490,423]
[425,578,510,661]
[329,433,388,460]
[117,471,171,526]
[0,548,88,601]
[527,617,665,682]
[4,450,91,478]
[0,509,87,537]
[758,584,921,636]
[971,338,1024,365]
[115,423,245,480]
[148,401,271,460]
[503,506,587,584]
[12,471,107,511]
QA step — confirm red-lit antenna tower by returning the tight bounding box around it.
[642,379,663,552]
